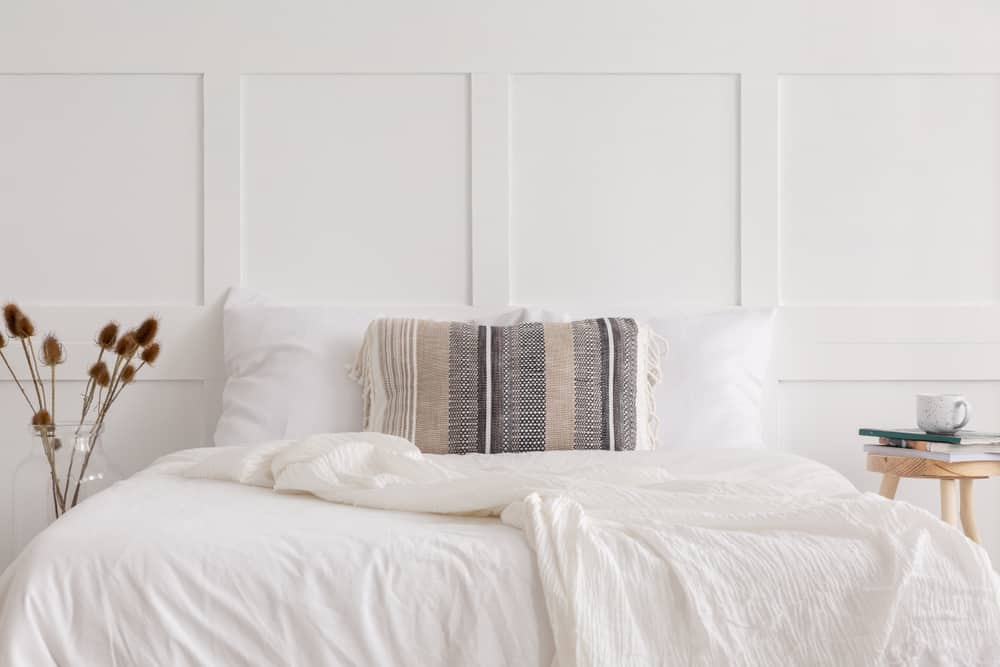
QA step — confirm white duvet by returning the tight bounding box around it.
[3,435,999,666]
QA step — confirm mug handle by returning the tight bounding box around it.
[955,399,972,431]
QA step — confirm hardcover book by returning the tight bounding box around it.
[859,428,1000,446]
[877,437,1000,454]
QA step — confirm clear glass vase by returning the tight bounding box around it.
[12,423,121,555]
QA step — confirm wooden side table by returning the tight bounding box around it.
[867,453,1000,544]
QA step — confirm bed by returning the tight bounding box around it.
[0,445,861,666]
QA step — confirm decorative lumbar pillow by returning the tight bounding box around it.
[350,318,663,454]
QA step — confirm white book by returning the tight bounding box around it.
[864,444,1000,463]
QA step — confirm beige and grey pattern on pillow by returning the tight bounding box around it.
[350,318,661,454]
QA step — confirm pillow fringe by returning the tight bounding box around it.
[348,327,373,430]
[644,328,669,448]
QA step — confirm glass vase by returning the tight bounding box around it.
[11,423,121,555]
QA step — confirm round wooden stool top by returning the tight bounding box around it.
[867,453,999,544]
[867,453,1000,480]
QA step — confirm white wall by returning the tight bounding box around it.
[3,1,1000,569]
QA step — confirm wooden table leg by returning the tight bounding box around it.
[878,474,900,499]
[940,479,958,526]
[959,478,980,543]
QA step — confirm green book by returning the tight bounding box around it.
[859,428,1000,446]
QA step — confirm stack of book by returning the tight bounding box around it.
[860,428,1000,462]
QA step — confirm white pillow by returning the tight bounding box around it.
[214,289,523,447]
[511,306,775,449]
[649,308,774,449]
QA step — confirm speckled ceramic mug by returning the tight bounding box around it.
[917,394,971,435]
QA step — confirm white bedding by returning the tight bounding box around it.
[2,440,997,666]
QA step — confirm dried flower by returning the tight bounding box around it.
[89,361,111,387]
[140,342,160,365]
[4,304,34,338]
[14,313,35,338]
[97,322,119,350]
[115,332,138,357]
[31,409,52,426]
[134,317,158,347]
[0,331,5,348]
[3,304,21,336]
[120,364,137,385]
[41,334,64,366]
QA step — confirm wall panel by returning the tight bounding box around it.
[781,74,1000,305]
[241,74,472,304]
[0,74,203,306]
[510,74,740,306]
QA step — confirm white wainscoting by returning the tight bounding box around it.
[2,1,1000,569]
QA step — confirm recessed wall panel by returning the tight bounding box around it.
[0,74,203,305]
[780,74,1000,305]
[510,74,739,305]
[242,74,471,304]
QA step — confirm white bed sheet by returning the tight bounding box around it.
[0,447,854,666]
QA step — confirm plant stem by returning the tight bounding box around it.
[77,349,104,429]
[66,380,100,503]
[70,423,103,508]
[26,338,46,412]
[20,339,44,413]
[103,356,123,413]
[51,477,60,518]
[72,351,142,508]
[0,349,36,411]
[50,365,55,423]
[62,440,77,508]
[77,381,95,428]
[38,429,65,513]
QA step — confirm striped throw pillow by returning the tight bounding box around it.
[350,318,662,454]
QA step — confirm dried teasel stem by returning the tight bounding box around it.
[0,335,36,412]
[67,360,112,503]
[78,360,109,425]
[4,305,48,417]
[29,338,48,414]
[78,328,114,429]
[41,334,63,423]
[73,331,141,507]
[71,322,162,509]
[31,411,65,515]
[70,420,105,508]
[22,338,45,413]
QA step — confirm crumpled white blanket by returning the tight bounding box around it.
[187,432,1000,666]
